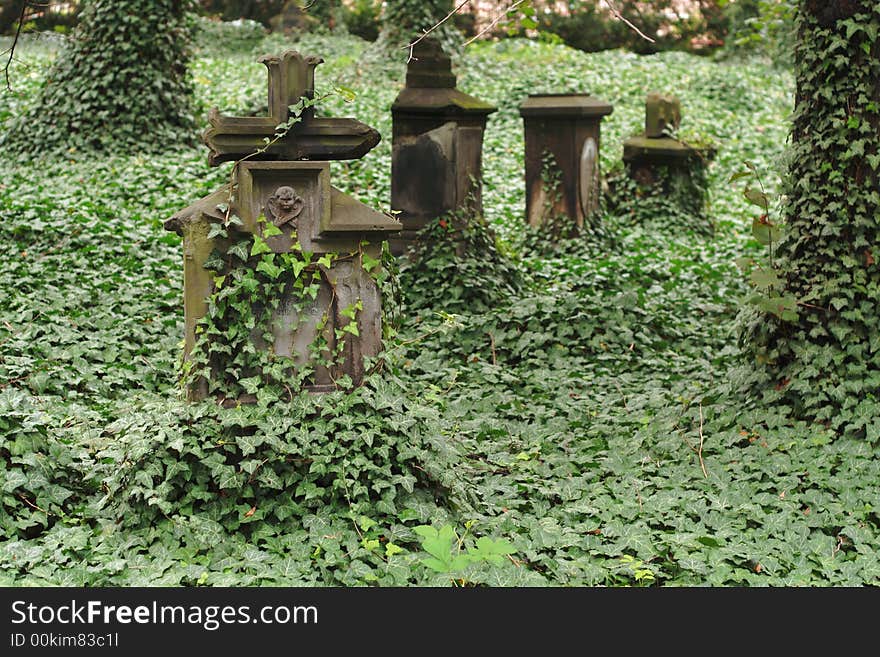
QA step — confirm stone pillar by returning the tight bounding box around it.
[519,93,613,229]
[390,37,496,255]
[622,93,714,188]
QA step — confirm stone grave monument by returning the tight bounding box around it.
[519,93,614,230]
[390,37,496,254]
[166,50,401,401]
[622,92,714,187]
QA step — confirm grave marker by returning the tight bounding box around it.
[519,93,613,229]
[390,37,496,254]
[622,92,714,188]
[167,50,400,401]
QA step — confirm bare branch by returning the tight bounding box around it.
[698,403,708,478]
[3,1,31,93]
[601,0,656,44]
[404,0,473,62]
[463,0,528,48]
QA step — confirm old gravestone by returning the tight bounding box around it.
[622,92,715,188]
[390,37,496,255]
[166,50,401,401]
[519,93,614,230]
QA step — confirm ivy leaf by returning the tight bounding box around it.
[207,223,227,240]
[227,241,250,261]
[262,222,283,238]
[251,235,272,256]
[385,543,404,558]
[239,376,262,394]
[256,258,282,279]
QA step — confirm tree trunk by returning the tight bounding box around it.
[2,0,196,154]
[743,1,880,436]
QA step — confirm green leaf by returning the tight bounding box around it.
[228,241,250,261]
[757,294,799,322]
[743,187,769,211]
[207,223,227,240]
[728,171,753,183]
[256,258,282,279]
[385,543,404,558]
[239,376,262,394]
[413,524,456,563]
[752,216,781,245]
[750,268,782,289]
[262,222,283,237]
[335,85,357,102]
[250,235,272,256]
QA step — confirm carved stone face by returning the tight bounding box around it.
[266,185,304,228]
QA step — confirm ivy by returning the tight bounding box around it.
[2,0,197,155]
[3,27,880,587]
[740,3,880,436]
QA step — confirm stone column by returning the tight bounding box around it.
[519,93,613,229]
[390,37,496,255]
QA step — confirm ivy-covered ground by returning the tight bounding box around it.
[2,31,879,586]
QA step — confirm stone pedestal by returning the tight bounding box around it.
[390,37,496,255]
[519,93,613,229]
[166,162,400,400]
[622,93,714,188]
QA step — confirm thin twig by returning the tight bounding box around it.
[404,0,473,62]
[18,493,52,516]
[488,332,497,366]
[600,0,656,43]
[463,0,529,47]
[4,1,31,92]
[698,403,708,478]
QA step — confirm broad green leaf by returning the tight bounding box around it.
[250,235,272,256]
[752,216,782,245]
[743,187,769,211]
[750,268,782,289]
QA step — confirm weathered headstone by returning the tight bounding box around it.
[645,92,681,138]
[622,93,713,187]
[519,93,614,229]
[390,37,496,255]
[166,50,401,401]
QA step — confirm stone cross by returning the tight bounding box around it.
[167,50,401,401]
[203,50,380,166]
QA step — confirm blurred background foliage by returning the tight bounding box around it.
[0,1,796,64]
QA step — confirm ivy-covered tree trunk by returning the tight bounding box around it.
[2,0,196,153]
[744,1,880,436]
